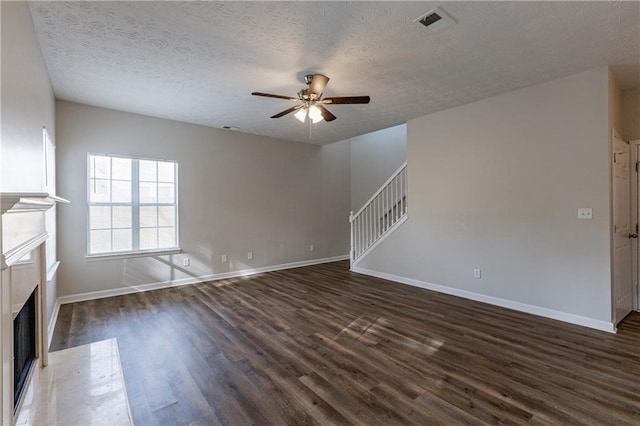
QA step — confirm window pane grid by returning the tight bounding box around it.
[88,154,177,256]
[90,227,132,230]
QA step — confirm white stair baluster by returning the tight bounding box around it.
[349,162,408,267]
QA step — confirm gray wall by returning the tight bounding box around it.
[358,67,613,324]
[1,1,55,193]
[56,101,350,297]
[350,124,406,212]
[622,88,640,141]
[1,1,58,325]
[609,68,623,138]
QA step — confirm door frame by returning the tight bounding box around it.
[631,138,640,312]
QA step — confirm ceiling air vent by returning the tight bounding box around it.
[417,7,456,33]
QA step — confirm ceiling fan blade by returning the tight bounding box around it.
[252,92,298,101]
[308,74,330,98]
[270,105,303,118]
[316,105,337,122]
[321,96,370,104]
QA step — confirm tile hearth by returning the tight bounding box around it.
[15,338,132,426]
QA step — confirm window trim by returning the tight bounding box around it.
[86,153,180,259]
[85,248,182,262]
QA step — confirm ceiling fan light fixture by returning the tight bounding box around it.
[294,108,307,123]
[308,105,324,123]
[252,73,369,123]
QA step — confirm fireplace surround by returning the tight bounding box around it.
[1,193,68,425]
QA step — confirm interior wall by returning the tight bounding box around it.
[622,88,640,141]
[357,67,612,325]
[56,101,350,297]
[1,2,57,422]
[609,69,624,138]
[350,124,407,211]
[1,1,57,323]
[1,1,55,193]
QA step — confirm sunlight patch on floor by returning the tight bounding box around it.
[357,317,445,355]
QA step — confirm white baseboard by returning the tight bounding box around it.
[48,298,61,348]
[58,255,349,305]
[352,266,616,334]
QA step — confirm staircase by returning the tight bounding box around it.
[350,162,407,267]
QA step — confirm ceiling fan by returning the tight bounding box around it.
[251,74,370,123]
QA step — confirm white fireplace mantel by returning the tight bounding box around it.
[1,193,69,270]
[1,192,69,215]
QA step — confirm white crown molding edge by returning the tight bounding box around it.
[351,265,617,334]
[1,192,68,269]
[2,232,49,270]
[56,255,349,305]
[1,192,68,214]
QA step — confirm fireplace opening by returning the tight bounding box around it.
[13,290,36,409]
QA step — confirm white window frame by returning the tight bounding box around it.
[86,153,180,260]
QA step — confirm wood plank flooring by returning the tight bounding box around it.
[51,260,640,425]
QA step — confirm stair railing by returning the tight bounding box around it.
[350,162,408,266]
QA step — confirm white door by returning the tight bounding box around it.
[632,140,640,313]
[612,130,633,324]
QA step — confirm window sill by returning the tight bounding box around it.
[85,248,182,262]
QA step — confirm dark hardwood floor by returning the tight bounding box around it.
[51,260,640,425]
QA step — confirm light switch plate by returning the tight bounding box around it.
[578,208,593,219]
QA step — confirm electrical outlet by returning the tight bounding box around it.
[309,244,315,252]
[578,208,593,219]
[247,251,253,260]
[473,268,481,279]
[221,254,227,263]
[183,257,190,267]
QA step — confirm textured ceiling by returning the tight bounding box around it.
[29,1,640,145]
